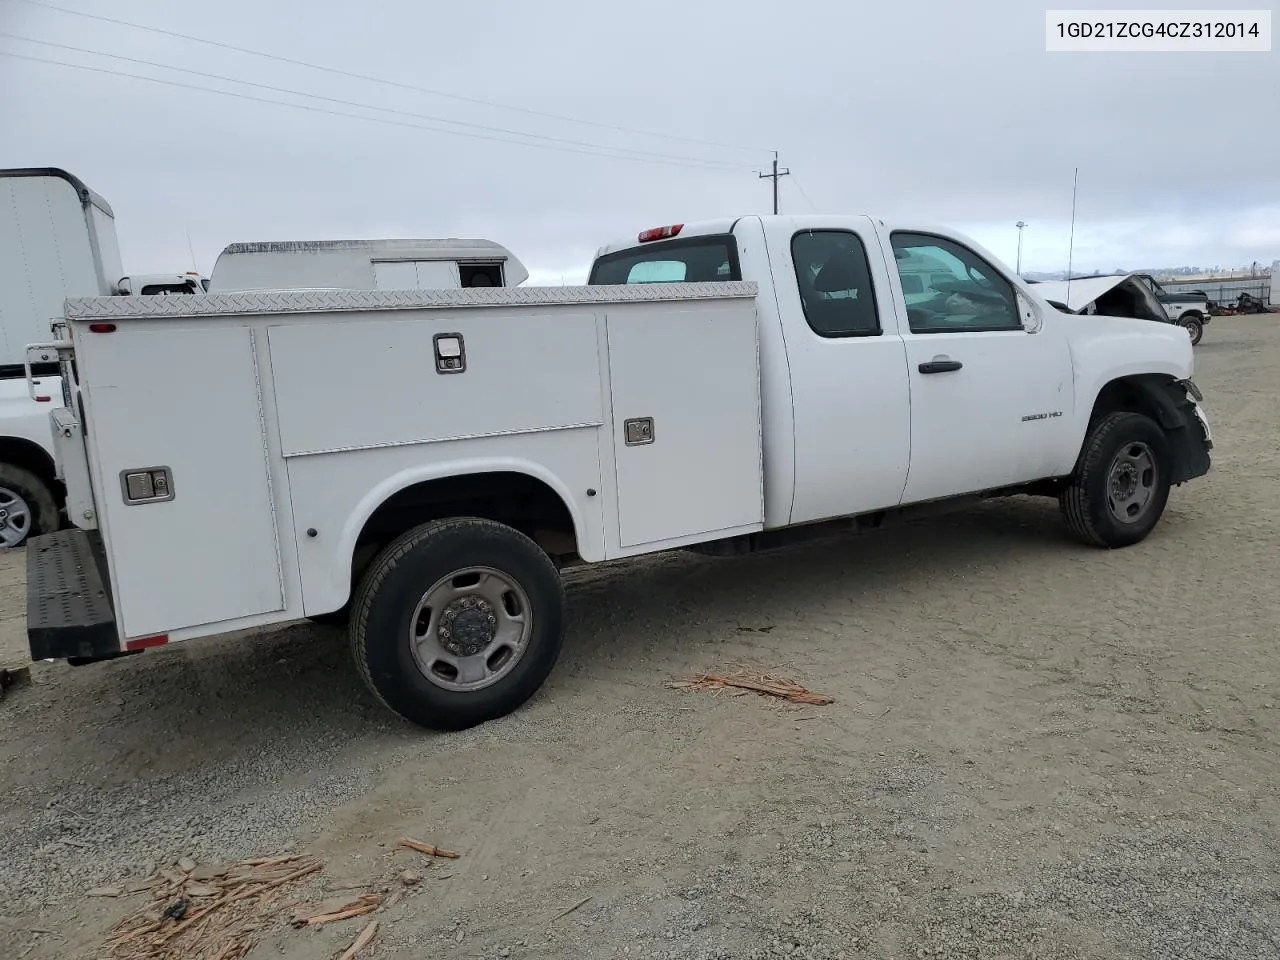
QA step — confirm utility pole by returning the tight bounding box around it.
[758,151,790,215]
[1015,220,1027,275]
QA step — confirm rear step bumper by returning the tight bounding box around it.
[27,528,121,661]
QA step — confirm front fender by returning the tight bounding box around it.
[1054,313,1201,467]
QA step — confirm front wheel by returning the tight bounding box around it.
[349,517,565,730]
[0,464,60,549]
[1059,412,1172,548]
[1181,316,1203,345]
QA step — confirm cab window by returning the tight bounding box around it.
[790,230,881,337]
[589,235,740,285]
[891,233,1021,333]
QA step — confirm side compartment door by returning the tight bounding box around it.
[887,231,1075,504]
[768,219,912,525]
[83,324,285,637]
[606,297,764,550]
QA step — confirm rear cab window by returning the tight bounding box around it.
[790,230,881,337]
[588,234,741,285]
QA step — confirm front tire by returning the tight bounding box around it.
[1181,315,1203,345]
[1059,412,1172,548]
[349,518,565,730]
[0,464,60,549]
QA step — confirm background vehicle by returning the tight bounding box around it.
[26,215,1211,732]
[0,167,122,548]
[207,238,528,292]
[1133,273,1213,344]
[1,168,211,548]
[1034,273,1210,345]
[116,273,208,296]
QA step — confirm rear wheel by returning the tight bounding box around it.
[1181,315,1203,345]
[0,464,60,549]
[1059,412,1172,548]
[349,517,565,730]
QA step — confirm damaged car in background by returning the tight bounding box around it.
[1032,273,1211,345]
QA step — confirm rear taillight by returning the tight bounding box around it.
[638,224,683,243]
[88,323,116,333]
[125,634,169,651]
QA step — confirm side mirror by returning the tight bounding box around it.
[1016,291,1043,333]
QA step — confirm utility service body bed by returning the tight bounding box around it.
[28,283,763,658]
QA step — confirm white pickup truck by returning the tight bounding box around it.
[25,214,1212,730]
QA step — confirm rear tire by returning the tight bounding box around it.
[1181,315,1203,345]
[1059,412,1171,548]
[0,463,60,549]
[349,517,565,730]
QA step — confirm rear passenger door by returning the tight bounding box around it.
[769,219,912,525]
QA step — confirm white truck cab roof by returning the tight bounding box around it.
[593,218,743,259]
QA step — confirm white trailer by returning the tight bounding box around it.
[26,215,1212,729]
[207,238,529,293]
[0,168,124,547]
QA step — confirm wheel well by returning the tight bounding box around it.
[0,437,62,496]
[1088,375,1179,431]
[1084,374,1209,485]
[353,472,579,578]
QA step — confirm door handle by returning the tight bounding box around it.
[918,357,963,374]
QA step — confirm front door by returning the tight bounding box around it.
[888,231,1074,504]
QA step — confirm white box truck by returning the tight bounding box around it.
[0,168,126,548]
[25,215,1212,730]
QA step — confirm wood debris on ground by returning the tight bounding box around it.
[339,919,379,960]
[291,893,383,927]
[101,838,458,958]
[396,837,461,859]
[105,852,349,960]
[670,668,835,706]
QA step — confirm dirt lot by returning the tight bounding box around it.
[2,315,1278,960]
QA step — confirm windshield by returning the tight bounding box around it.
[1139,275,1168,297]
[588,234,740,285]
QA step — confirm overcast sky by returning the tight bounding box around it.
[2,0,1277,282]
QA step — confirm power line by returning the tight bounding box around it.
[789,174,819,213]
[0,32,748,171]
[0,50,750,172]
[757,152,790,215]
[8,0,770,157]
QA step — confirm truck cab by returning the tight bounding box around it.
[591,216,1211,529]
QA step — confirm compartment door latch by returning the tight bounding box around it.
[121,467,174,505]
[623,417,655,446]
[433,332,466,374]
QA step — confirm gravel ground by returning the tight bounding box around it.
[2,315,1279,960]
